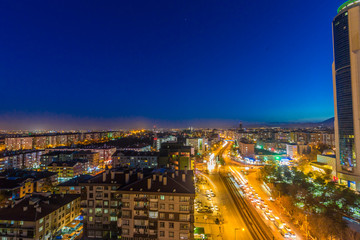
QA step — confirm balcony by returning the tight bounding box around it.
[134,225,148,229]
[148,222,158,230]
[134,197,148,201]
[134,215,148,220]
[134,233,149,238]
[134,205,148,210]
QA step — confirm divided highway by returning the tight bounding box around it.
[210,142,274,240]
[221,173,274,240]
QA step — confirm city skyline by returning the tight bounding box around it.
[1,1,360,240]
[0,1,340,128]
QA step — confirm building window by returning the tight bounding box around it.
[150,202,158,208]
[160,195,165,200]
[169,232,174,238]
[169,196,174,201]
[122,210,131,218]
[160,222,165,228]
[179,214,189,221]
[122,229,129,235]
[169,204,174,210]
[160,204,165,209]
[169,222,174,228]
[180,205,189,211]
[169,213,174,220]
[159,213,165,219]
[160,231,165,237]
[149,211,158,218]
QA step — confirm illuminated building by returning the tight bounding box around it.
[185,138,207,155]
[238,139,255,157]
[81,169,195,240]
[332,0,360,190]
[158,143,193,170]
[0,193,81,239]
[314,150,337,180]
[154,135,177,151]
[47,160,89,182]
[0,170,58,199]
[286,143,298,159]
[112,150,158,168]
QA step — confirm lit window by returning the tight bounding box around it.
[149,211,158,218]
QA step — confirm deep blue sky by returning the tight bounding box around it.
[0,1,344,128]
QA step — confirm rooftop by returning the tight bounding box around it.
[120,170,195,194]
[81,168,195,194]
[338,0,360,13]
[0,194,80,221]
[57,174,93,186]
[112,150,158,157]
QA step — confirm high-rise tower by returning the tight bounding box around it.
[333,0,360,191]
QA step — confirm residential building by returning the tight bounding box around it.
[112,150,158,168]
[238,139,255,157]
[47,160,89,182]
[185,138,207,155]
[57,174,93,194]
[73,150,100,169]
[158,143,193,170]
[81,168,195,240]
[286,144,298,159]
[154,135,177,151]
[0,193,81,240]
[40,151,74,169]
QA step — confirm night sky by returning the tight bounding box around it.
[0,1,343,129]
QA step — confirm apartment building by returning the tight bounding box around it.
[47,160,89,182]
[81,168,195,240]
[0,150,44,170]
[112,150,158,169]
[0,193,81,239]
[238,139,255,157]
[0,170,58,200]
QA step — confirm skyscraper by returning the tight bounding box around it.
[332,0,360,191]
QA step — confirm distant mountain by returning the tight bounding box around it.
[320,117,334,127]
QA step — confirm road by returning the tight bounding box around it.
[198,170,254,240]
[223,148,303,240]
[195,142,272,239]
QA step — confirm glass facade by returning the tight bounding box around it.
[333,12,356,172]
